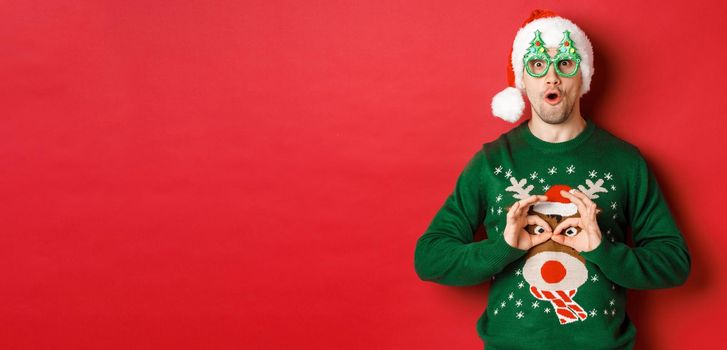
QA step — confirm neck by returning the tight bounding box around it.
[527,102,586,143]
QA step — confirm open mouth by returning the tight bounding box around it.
[544,91,562,105]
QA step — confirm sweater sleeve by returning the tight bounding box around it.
[580,151,691,290]
[414,148,528,286]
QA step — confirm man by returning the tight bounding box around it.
[413,9,691,350]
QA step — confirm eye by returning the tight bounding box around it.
[564,227,579,237]
[533,226,547,235]
[528,59,547,70]
[557,59,577,75]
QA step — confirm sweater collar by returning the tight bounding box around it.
[518,118,596,153]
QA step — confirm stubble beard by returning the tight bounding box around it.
[532,98,573,125]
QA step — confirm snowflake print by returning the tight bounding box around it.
[501,301,506,308]
[517,281,524,289]
[497,207,503,215]
[548,166,557,175]
[542,185,550,192]
[566,165,575,174]
[610,237,615,243]
[531,301,540,309]
[606,229,612,235]
[508,292,514,300]
[538,178,545,183]
[610,202,617,210]
[612,214,617,220]
[529,171,538,179]
[588,170,598,178]
[515,269,522,276]
[544,308,551,314]
[496,194,503,203]
[516,311,525,319]
[491,207,495,214]
[611,309,616,316]
[609,299,615,306]
[611,184,617,191]
[505,169,512,178]
[612,284,616,290]
[494,166,503,175]
[589,309,598,317]
[604,172,613,181]
[603,309,609,316]
[515,299,523,307]
[590,275,599,283]
[494,308,499,315]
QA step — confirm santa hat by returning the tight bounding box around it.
[491,9,595,123]
[532,185,578,217]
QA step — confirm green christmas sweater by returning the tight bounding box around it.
[414,119,691,349]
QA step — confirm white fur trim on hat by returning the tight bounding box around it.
[511,16,594,96]
[532,201,578,216]
[491,87,525,123]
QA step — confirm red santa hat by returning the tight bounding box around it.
[491,9,595,122]
[532,184,578,217]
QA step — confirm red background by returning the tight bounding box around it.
[2,1,725,349]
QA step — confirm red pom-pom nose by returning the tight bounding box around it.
[541,260,567,283]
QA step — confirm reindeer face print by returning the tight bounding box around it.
[505,180,607,325]
[523,209,588,292]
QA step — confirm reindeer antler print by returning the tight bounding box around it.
[576,178,608,199]
[505,177,534,200]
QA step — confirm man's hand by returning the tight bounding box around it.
[551,189,602,252]
[503,195,553,250]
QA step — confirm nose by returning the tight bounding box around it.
[545,62,561,86]
[541,260,567,283]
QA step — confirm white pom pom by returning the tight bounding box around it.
[491,87,525,123]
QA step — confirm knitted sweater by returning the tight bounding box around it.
[414,119,691,349]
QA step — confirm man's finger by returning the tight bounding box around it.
[507,202,520,215]
[553,217,581,235]
[561,190,589,217]
[572,190,597,215]
[506,202,520,223]
[561,189,587,209]
[550,233,571,247]
[571,189,595,206]
[588,202,598,218]
[514,200,526,217]
[519,195,547,207]
[526,215,552,233]
[531,231,553,246]
[517,195,548,215]
[572,190,598,219]
[508,195,548,223]
[572,193,601,222]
